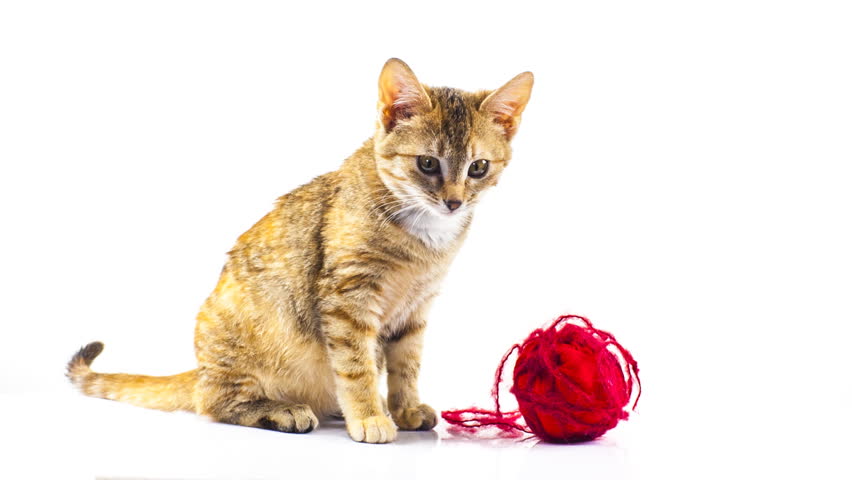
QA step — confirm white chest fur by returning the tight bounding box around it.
[376,263,446,338]
[397,206,470,250]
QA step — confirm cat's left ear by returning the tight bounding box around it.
[480,72,534,140]
[378,58,433,132]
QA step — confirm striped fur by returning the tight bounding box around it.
[66,58,533,443]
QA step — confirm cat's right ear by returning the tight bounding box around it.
[378,58,432,132]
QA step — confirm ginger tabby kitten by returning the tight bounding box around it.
[67,58,533,443]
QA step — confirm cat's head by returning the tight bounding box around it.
[373,58,533,227]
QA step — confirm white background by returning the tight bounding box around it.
[2,1,850,479]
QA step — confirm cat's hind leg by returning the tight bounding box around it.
[224,400,318,433]
[194,369,319,434]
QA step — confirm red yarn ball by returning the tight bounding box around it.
[442,315,640,443]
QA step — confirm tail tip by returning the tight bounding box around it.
[67,341,104,379]
[77,341,104,365]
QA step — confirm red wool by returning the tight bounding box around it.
[442,315,641,443]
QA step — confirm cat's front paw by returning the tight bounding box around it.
[391,403,437,431]
[347,415,398,443]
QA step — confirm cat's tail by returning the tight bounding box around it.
[66,341,197,412]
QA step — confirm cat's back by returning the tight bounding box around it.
[211,171,343,337]
[230,171,341,267]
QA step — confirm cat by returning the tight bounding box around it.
[67,58,533,443]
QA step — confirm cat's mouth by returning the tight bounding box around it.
[433,202,467,218]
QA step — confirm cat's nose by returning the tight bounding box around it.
[445,199,463,212]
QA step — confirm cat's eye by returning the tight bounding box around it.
[417,155,440,175]
[468,159,489,178]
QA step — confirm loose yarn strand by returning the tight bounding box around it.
[441,343,532,436]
